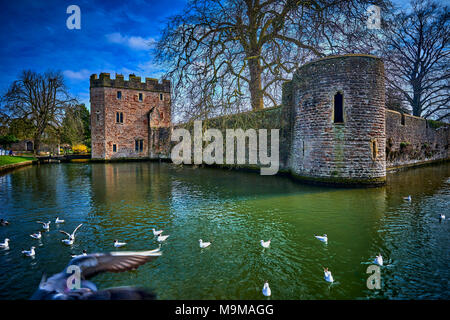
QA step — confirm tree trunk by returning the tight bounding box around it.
[33,136,41,155]
[248,58,264,110]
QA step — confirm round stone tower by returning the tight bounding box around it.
[289,54,386,185]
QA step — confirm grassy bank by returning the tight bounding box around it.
[0,155,36,166]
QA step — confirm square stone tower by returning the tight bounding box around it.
[90,73,171,160]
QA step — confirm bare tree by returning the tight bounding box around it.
[2,70,76,154]
[383,0,449,121]
[156,0,389,122]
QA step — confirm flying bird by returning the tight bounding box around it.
[60,224,83,245]
[30,248,162,300]
[37,221,51,231]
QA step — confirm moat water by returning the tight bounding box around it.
[0,162,449,299]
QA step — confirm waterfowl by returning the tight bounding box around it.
[199,239,211,248]
[314,234,328,244]
[55,217,65,224]
[60,224,83,245]
[374,253,383,266]
[439,213,446,221]
[30,231,42,240]
[0,239,9,249]
[403,195,412,201]
[262,281,271,297]
[113,240,127,248]
[37,221,51,231]
[22,246,36,257]
[71,250,88,258]
[260,239,271,248]
[157,234,169,242]
[30,247,162,300]
[324,268,334,283]
[0,219,9,226]
[152,228,163,236]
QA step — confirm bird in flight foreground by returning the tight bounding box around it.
[60,224,83,245]
[30,247,162,300]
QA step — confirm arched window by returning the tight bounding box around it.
[334,92,344,123]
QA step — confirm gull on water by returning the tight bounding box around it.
[114,240,127,248]
[152,228,163,236]
[374,253,383,266]
[37,221,51,231]
[439,213,445,221]
[60,224,83,245]
[260,239,271,248]
[0,219,9,226]
[403,195,412,201]
[262,281,271,297]
[314,234,328,244]
[55,217,65,224]
[22,246,36,257]
[0,239,10,249]
[324,268,334,283]
[30,231,42,240]
[30,248,162,300]
[71,250,88,258]
[157,234,169,242]
[199,239,211,248]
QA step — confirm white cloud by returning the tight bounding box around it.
[105,32,156,51]
[63,69,92,80]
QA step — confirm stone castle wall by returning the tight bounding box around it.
[90,73,171,160]
[385,110,449,169]
[287,55,386,185]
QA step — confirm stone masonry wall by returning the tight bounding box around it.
[386,110,450,168]
[288,55,386,185]
[90,73,171,160]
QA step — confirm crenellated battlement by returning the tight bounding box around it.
[90,73,170,92]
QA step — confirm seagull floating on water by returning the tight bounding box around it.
[199,239,211,248]
[374,253,383,266]
[260,239,271,248]
[262,281,271,297]
[30,231,42,240]
[314,234,328,244]
[60,224,83,245]
[114,240,127,248]
[324,268,334,283]
[403,195,412,201]
[0,239,10,249]
[152,228,163,236]
[22,246,36,257]
[0,219,9,226]
[439,213,445,221]
[55,217,65,224]
[72,250,88,258]
[30,247,162,300]
[37,221,51,231]
[157,234,169,242]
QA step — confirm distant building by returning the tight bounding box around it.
[90,73,171,160]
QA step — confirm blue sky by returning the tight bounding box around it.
[0,0,420,110]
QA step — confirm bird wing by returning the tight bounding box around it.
[71,224,83,237]
[37,221,44,225]
[59,230,71,237]
[66,248,162,280]
[81,287,156,300]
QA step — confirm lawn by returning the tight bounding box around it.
[0,155,36,166]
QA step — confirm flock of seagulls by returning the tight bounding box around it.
[0,193,446,299]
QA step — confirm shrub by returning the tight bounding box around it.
[72,144,88,154]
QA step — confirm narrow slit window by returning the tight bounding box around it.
[117,91,122,99]
[139,93,143,101]
[139,140,143,152]
[113,144,117,152]
[159,93,163,101]
[372,140,377,159]
[334,92,344,123]
[120,112,123,123]
[401,113,405,125]
[135,140,139,152]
